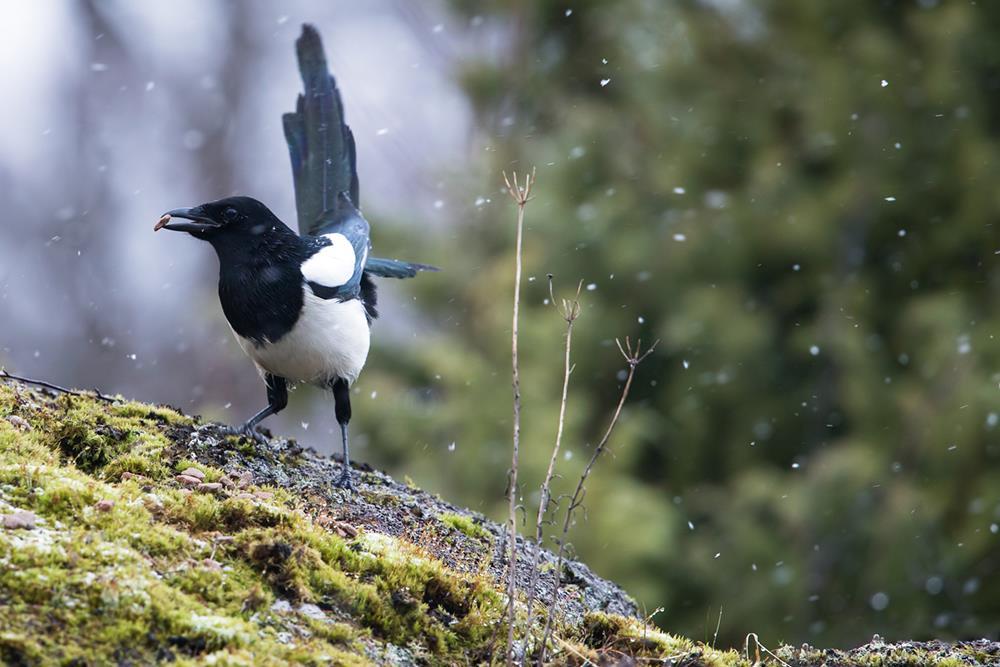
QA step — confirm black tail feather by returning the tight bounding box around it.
[283,24,358,236]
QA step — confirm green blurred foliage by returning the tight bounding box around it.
[358,0,1000,649]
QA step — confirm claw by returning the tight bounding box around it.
[334,468,354,490]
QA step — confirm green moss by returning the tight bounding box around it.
[159,491,295,533]
[174,458,225,482]
[439,511,491,541]
[577,612,744,666]
[5,391,183,481]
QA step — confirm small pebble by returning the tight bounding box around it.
[2,510,37,530]
[252,491,273,500]
[95,499,115,512]
[334,521,359,538]
[197,482,223,493]
[5,415,31,431]
[176,474,202,487]
[180,467,206,481]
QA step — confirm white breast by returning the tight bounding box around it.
[233,289,370,386]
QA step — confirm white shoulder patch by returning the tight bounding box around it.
[301,234,356,288]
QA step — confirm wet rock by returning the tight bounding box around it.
[2,509,37,530]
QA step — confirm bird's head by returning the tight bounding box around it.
[155,196,285,242]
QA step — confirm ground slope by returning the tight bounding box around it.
[0,378,996,666]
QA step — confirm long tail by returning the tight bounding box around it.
[283,24,439,279]
[364,257,440,279]
[282,24,358,236]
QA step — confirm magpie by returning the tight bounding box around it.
[156,25,436,489]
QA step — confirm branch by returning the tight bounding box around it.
[0,369,118,403]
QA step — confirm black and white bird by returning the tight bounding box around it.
[156,25,435,489]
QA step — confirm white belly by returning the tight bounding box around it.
[233,289,370,385]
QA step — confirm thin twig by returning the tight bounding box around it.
[521,277,582,663]
[538,337,658,664]
[0,369,117,403]
[502,167,535,666]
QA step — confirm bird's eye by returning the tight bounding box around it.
[223,207,238,221]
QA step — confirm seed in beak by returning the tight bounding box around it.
[154,214,171,231]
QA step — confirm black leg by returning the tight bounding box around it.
[228,374,287,444]
[331,377,354,489]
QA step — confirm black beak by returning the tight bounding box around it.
[155,207,220,233]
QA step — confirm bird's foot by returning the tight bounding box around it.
[334,468,355,491]
[224,422,268,445]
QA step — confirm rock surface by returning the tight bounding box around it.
[1,377,997,666]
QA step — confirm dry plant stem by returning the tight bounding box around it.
[0,369,117,403]
[502,168,535,666]
[521,279,581,664]
[745,633,792,667]
[537,338,658,665]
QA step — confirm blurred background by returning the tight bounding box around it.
[2,0,999,650]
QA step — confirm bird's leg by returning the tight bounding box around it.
[331,377,354,489]
[226,374,287,444]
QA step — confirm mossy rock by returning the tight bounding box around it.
[1,379,997,666]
